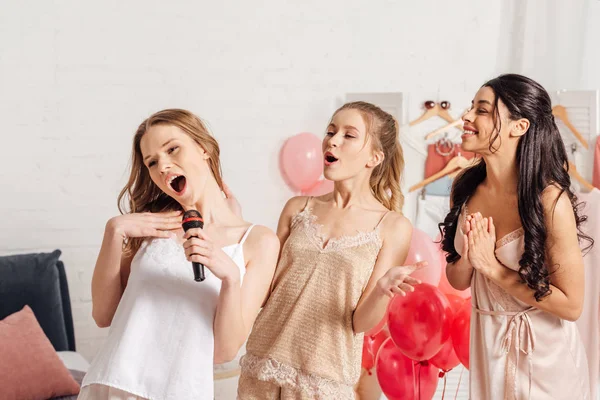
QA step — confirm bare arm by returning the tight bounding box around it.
[92,211,182,327]
[353,214,422,334]
[446,196,475,291]
[185,196,303,362]
[485,189,585,321]
[91,222,129,328]
[212,227,279,363]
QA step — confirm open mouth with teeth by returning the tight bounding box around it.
[168,175,187,195]
[324,153,339,166]
[462,128,479,136]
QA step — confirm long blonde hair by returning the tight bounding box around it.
[333,101,405,212]
[118,109,223,255]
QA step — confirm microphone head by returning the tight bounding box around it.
[182,209,204,231]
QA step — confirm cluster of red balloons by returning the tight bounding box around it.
[361,228,472,400]
[279,133,333,195]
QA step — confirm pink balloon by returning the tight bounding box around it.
[280,133,323,191]
[405,228,442,286]
[301,179,333,196]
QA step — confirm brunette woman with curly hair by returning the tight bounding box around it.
[440,74,593,399]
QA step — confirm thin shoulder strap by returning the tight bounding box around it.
[239,224,256,246]
[301,196,312,211]
[462,196,470,213]
[374,211,392,230]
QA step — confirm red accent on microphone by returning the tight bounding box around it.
[182,217,204,224]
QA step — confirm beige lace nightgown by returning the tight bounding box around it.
[238,200,387,399]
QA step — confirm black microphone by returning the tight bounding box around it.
[182,210,205,282]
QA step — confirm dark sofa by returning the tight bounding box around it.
[0,249,86,399]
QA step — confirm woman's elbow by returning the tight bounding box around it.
[92,304,115,328]
[214,345,241,364]
[214,340,244,364]
[92,310,112,328]
[352,319,367,335]
[446,272,471,291]
[563,304,583,322]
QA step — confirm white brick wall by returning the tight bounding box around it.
[5,2,597,399]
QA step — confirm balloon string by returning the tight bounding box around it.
[418,362,422,400]
[441,372,447,400]
[454,366,464,400]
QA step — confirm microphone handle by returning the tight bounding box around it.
[193,262,205,282]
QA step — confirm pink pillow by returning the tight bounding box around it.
[0,306,80,400]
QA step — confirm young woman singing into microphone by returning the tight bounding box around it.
[79,109,279,400]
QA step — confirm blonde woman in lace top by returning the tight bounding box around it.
[237,102,425,399]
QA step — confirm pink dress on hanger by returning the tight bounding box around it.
[455,204,590,400]
[576,188,600,399]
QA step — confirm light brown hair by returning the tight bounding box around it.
[333,101,405,212]
[118,109,223,255]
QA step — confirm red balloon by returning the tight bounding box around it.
[301,179,333,196]
[429,337,460,371]
[362,330,389,373]
[405,228,442,286]
[429,293,463,371]
[451,298,471,369]
[435,234,471,299]
[445,293,466,316]
[279,133,323,191]
[376,338,439,400]
[414,361,440,400]
[388,283,452,361]
[376,338,416,399]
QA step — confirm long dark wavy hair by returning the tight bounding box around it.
[439,74,593,301]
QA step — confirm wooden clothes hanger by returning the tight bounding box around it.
[448,168,462,179]
[568,161,594,192]
[425,118,463,140]
[409,102,455,127]
[409,154,472,192]
[553,105,589,149]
